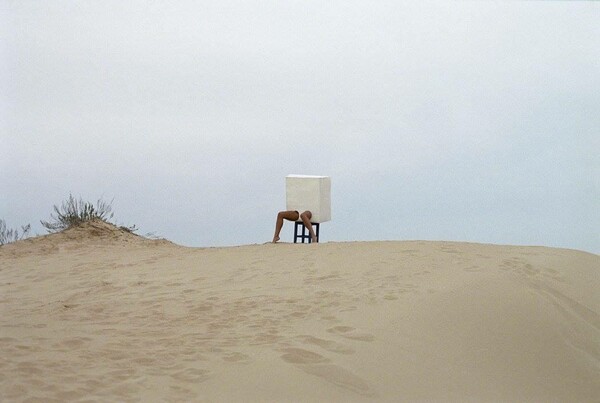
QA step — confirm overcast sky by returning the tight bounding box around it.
[1,1,599,253]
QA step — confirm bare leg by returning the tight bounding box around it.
[272,210,300,243]
[300,211,318,243]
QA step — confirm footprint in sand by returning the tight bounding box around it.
[327,326,375,342]
[59,337,91,349]
[302,364,376,397]
[280,348,329,364]
[296,335,354,354]
[279,347,376,397]
[221,351,251,363]
[170,368,210,383]
[132,357,157,366]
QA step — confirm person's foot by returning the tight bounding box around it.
[272,236,280,243]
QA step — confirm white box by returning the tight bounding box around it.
[286,175,331,223]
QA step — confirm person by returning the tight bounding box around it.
[272,210,318,243]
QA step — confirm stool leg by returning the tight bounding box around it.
[294,222,298,243]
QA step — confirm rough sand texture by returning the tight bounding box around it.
[1,221,599,402]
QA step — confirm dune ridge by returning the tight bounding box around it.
[1,223,599,402]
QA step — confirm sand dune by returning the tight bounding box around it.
[1,220,599,402]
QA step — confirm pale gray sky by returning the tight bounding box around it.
[1,1,599,253]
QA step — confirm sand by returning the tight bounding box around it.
[1,220,599,402]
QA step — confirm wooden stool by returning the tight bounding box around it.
[294,222,320,243]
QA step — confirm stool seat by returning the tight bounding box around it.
[294,221,320,243]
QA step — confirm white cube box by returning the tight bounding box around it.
[286,175,331,223]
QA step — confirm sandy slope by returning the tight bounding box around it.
[1,221,599,402]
